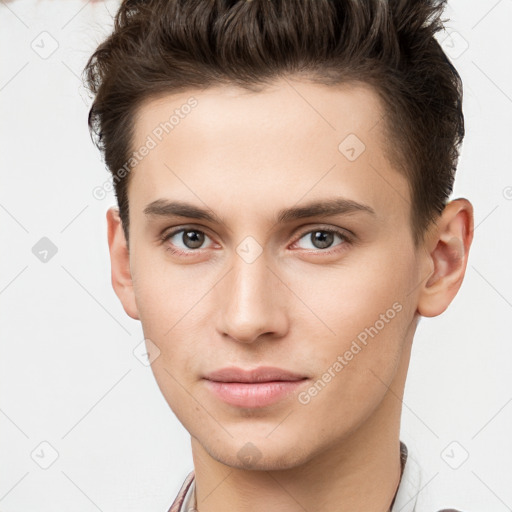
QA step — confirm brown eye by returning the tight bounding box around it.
[163,228,211,251]
[181,230,205,249]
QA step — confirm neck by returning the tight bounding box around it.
[191,329,414,512]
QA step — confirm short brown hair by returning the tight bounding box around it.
[84,0,464,245]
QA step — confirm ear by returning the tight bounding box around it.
[417,198,474,317]
[106,206,140,320]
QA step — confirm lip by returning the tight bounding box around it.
[204,366,307,383]
[203,366,309,408]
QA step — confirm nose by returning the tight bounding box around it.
[216,250,289,344]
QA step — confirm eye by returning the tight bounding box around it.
[162,228,214,254]
[294,228,350,251]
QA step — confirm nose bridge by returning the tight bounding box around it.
[218,246,286,343]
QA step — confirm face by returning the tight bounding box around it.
[117,79,428,470]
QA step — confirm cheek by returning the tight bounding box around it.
[291,272,411,428]
[130,250,220,388]
[289,249,413,339]
[131,247,206,336]
[286,247,415,384]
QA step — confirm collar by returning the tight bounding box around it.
[391,441,422,512]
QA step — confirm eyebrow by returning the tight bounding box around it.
[143,197,376,224]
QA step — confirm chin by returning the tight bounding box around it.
[201,434,315,471]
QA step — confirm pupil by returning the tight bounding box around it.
[312,231,333,249]
[184,230,204,249]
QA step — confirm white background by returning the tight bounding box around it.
[0,1,511,510]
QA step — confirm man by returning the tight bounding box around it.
[84,0,473,510]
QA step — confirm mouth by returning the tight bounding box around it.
[203,366,309,408]
[204,365,308,383]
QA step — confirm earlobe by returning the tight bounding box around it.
[106,207,140,320]
[417,198,474,318]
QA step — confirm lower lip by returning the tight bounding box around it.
[203,379,308,408]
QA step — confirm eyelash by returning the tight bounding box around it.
[160,225,354,257]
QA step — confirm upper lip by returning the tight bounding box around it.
[204,366,308,383]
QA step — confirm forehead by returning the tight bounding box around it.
[128,79,410,229]
[134,79,386,153]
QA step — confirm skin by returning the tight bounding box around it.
[106,78,474,512]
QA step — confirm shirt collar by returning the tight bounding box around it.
[391,441,422,512]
